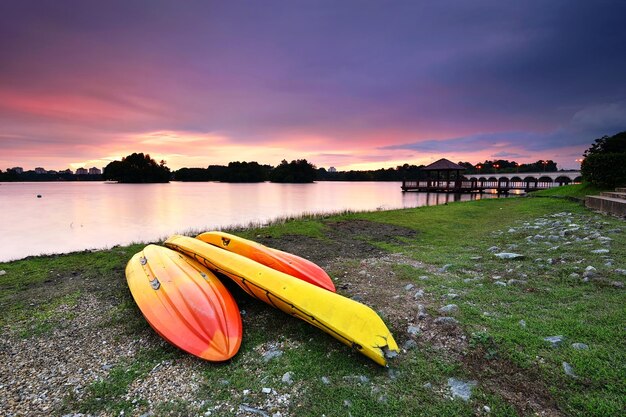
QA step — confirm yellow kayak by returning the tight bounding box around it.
[165,235,398,366]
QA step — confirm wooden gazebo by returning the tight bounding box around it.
[401,158,466,192]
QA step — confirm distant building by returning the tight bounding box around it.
[60,169,73,174]
[328,166,337,173]
[11,167,24,174]
[75,167,88,175]
[88,167,102,175]
[34,167,46,174]
[47,170,58,175]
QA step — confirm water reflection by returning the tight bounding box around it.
[0,181,509,261]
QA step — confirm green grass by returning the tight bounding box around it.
[529,182,607,200]
[2,189,624,416]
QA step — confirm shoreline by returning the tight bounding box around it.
[1,190,624,416]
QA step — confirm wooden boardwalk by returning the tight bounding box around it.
[401,179,566,193]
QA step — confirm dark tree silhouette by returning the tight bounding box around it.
[103,153,171,183]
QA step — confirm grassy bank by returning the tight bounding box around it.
[1,186,624,417]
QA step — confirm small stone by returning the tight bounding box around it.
[519,319,526,328]
[403,339,418,350]
[438,264,453,272]
[262,349,283,362]
[439,304,459,314]
[591,249,609,254]
[417,304,428,320]
[611,281,624,288]
[494,281,507,286]
[343,399,352,408]
[0,270,6,276]
[571,343,588,350]
[413,289,424,299]
[494,252,525,260]
[614,269,626,275]
[446,293,459,299]
[544,335,564,347]
[321,376,331,385]
[483,405,491,413]
[434,317,459,326]
[569,273,580,279]
[470,256,482,260]
[583,266,596,278]
[562,362,577,378]
[492,275,502,280]
[218,378,230,385]
[281,372,294,385]
[262,387,272,394]
[239,405,269,417]
[507,279,527,286]
[487,246,499,252]
[423,382,433,389]
[101,364,113,371]
[419,275,429,280]
[407,325,421,336]
[384,348,398,359]
[447,378,477,401]
[404,283,415,291]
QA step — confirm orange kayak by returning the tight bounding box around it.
[196,231,335,292]
[125,245,242,361]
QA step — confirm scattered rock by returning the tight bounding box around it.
[419,275,429,280]
[483,405,491,413]
[611,281,624,288]
[404,283,415,291]
[571,343,589,350]
[343,399,352,408]
[403,339,418,351]
[434,317,459,326]
[422,382,433,389]
[417,304,428,320]
[407,325,421,337]
[413,289,424,299]
[494,252,525,260]
[281,372,294,385]
[239,405,269,417]
[0,270,6,276]
[263,349,283,362]
[261,387,272,394]
[519,319,526,328]
[591,249,609,254]
[384,348,398,359]
[438,264,453,273]
[447,378,477,401]
[446,293,459,299]
[487,246,499,252]
[438,304,459,314]
[507,279,527,286]
[614,269,626,275]
[470,256,482,260]
[569,273,580,279]
[583,266,596,278]
[543,335,564,348]
[494,281,507,287]
[321,376,331,385]
[562,362,577,378]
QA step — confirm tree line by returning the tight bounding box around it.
[0,170,102,182]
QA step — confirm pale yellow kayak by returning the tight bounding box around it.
[165,235,398,366]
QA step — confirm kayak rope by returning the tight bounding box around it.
[167,242,362,351]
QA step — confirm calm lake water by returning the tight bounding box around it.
[0,181,507,262]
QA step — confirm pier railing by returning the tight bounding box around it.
[401,179,567,193]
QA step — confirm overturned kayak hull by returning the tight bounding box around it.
[126,245,242,361]
[165,235,398,366]
[197,231,336,292]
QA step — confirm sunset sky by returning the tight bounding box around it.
[1,1,625,171]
